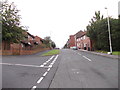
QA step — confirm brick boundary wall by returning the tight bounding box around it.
[1,48,50,55]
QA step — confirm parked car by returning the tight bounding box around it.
[70,46,78,50]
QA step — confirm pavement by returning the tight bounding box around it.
[79,49,119,59]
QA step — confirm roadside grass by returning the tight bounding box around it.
[112,51,120,55]
[41,49,60,56]
[96,50,108,54]
[95,50,120,55]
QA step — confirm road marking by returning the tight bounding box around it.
[0,63,52,68]
[0,63,41,68]
[48,65,53,68]
[40,55,55,66]
[83,56,92,61]
[50,62,54,65]
[78,53,81,55]
[43,62,47,65]
[55,55,59,59]
[48,55,59,67]
[43,72,48,77]
[31,55,59,89]
[37,77,44,84]
[31,86,37,90]
[47,68,51,71]
[40,65,44,67]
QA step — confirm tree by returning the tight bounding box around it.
[2,1,26,47]
[43,36,56,49]
[43,36,51,47]
[86,11,104,50]
[87,11,120,51]
[51,41,56,48]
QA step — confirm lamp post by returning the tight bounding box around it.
[105,7,112,54]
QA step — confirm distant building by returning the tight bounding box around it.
[68,35,76,48]
[66,30,93,51]
[76,31,93,51]
[21,32,43,49]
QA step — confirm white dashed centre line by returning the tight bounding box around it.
[31,86,37,90]
[83,56,92,61]
[31,55,59,89]
[37,77,44,84]
[47,68,51,71]
[43,72,48,77]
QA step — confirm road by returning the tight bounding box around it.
[2,49,118,89]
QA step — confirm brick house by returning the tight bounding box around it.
[68,35,76,48]
[33,36,43,45]
[75,30,84,48]
[20,32,44,50]
[76,31,92,51]
[2,31,48,55]
[20,32,35,50]
[66,30,93,51]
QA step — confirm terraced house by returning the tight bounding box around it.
[67,30,93,51]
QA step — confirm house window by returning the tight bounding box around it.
[84,43,86,47]
[83,35,86,39]
[77,39,79,42]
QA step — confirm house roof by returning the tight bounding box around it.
[75,30,84,39]
[27,32,35,38]
[81,31,87,37]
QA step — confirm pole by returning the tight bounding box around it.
[105,7,112,54]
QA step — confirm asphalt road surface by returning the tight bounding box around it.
[2,49,118,89]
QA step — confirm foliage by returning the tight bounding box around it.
[86,11,120,51]
[43,36,56,48]
[51,41,56,48]
[2,0,26,43]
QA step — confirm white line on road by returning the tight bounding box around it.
[0,63,53,68]
[40,55,55,66]
[31,55,59,89]
[0,63,41,68]
[43,71,48,77]
[78,53,81,55]
[83,56,92,61]
[43,63,47,65]
[48,55,59,67]
[47,68,51,71]
[31,86,37,90]
[40,65,44,67]
[37,77,44,84]
[48,65,53,68]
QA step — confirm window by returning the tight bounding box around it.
[83,35,86,39]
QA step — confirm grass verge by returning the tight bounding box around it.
[95,50,120,55]
[41,49,60,56]
[96,50,108,53]
[112,51,120,55]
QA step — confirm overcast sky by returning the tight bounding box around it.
[9,0,119,48]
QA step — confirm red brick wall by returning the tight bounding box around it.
[20,48,50,55]
[2,43,50,55]
[77,35,92,51]
[69,35,76,48]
